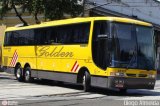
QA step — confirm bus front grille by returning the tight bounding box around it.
[126,74,137,77]
[138,74,147,78]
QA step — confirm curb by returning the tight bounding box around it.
[0,72,13,76]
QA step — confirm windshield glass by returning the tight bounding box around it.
[112,23,137,68]
[111,23,154,70]
[136,26,154,70]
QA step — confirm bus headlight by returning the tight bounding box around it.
[148,74,156,79]
[110,72,125,77]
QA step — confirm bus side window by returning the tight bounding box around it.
[5,30,35,46]
[12,32,20,45]
[54,26,71,44]
[8,31,19,46]
[35,28,50,45]
[17,30,34,45]
[4,32,14,46]
[4,32,10,46]
[34,22,90,45]
[45,28,55,44]
[72,23,90,44]
[48,22,90,45]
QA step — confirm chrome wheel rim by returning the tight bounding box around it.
[82,75,86,86]
[16,69,21,78]
[25,70,30,81]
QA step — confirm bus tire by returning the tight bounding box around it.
[82,71,91,92]
[24,67,33,83]
[15,65,24,82]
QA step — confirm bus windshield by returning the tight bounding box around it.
[112,23,154,70]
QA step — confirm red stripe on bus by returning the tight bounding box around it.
[74,64,79,72]
[10,51,16,66]
[11,52,16,66]
[71,61,77,72]
[12,52,18,66]
[12,51,18,66]
[10,52,14,66]
[10,50,18,67]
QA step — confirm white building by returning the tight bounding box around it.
[87,0,160,70]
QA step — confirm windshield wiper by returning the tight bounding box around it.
[126,52,136,69]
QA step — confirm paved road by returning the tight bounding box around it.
[0,72,160,106]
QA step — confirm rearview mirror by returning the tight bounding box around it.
[98,34,108,38]
[97,34,112,51]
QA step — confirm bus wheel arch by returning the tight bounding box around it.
[24,63,31,69]
[77,67,91,92]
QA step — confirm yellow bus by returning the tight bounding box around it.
[2,17,156,92]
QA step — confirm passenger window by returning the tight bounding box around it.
[4,29,35,46]
[4,22,91,46]
[35,22,91,45]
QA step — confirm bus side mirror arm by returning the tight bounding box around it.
[97,34,113,51]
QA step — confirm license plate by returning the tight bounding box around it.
[115,84,124,88]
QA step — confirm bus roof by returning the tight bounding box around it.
[5,17,152,31]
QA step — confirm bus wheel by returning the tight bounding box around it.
[82,71,90,92]
[24,67,33,83]
[15,65,24,82]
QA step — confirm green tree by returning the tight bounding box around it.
[27,0,44,24]
[44,0,83,20]
[0,0,29,25]
[0,0,83,25]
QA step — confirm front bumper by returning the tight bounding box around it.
[108,77,155,89]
